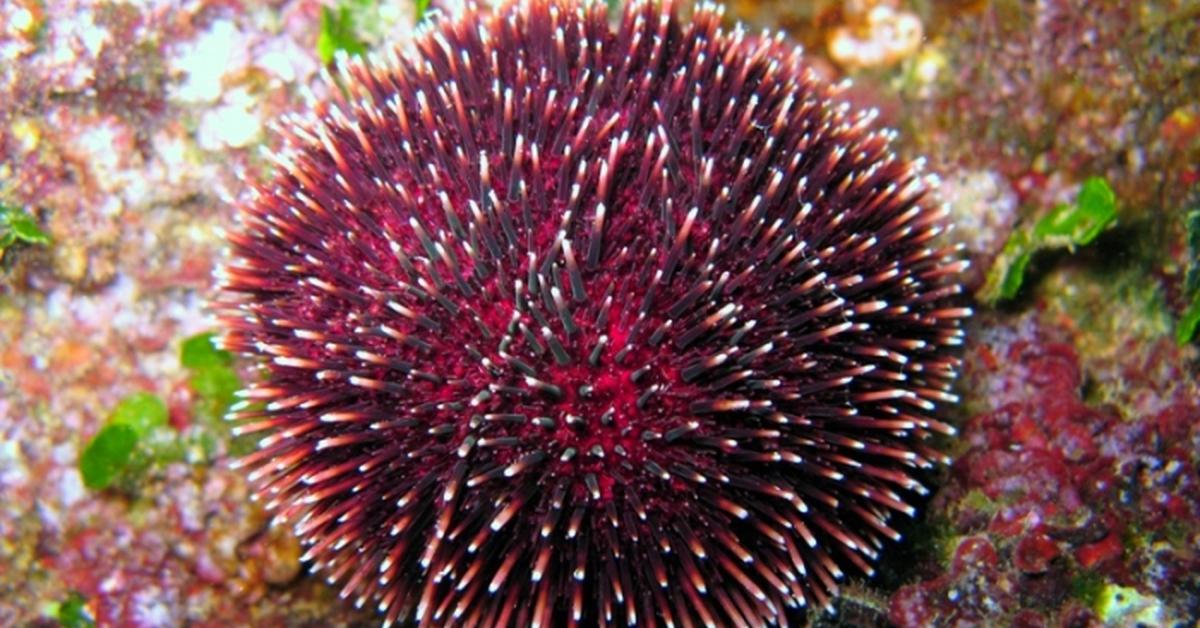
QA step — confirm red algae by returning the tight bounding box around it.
[887,315,1200,626]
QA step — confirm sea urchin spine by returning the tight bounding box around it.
[216,0,970,625]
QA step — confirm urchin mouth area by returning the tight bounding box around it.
[449,320,694,504]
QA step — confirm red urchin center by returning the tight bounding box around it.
[331,190,705,506]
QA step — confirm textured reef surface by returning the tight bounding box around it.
[1,0,1197,626]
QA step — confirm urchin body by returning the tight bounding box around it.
[218,0,968,625]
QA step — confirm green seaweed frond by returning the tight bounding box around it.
[181,331,240,422]
[54,591,95,628]
[317,1,371,65]
[981,176,1118,304]
[79,393,169,491]
[1176,210,1200,345]
[0,202,51,260]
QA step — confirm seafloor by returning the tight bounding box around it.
[1,0,1197,626]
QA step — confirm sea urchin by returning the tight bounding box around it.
[217,0,970,625]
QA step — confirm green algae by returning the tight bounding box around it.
[1095,584,1166,625]
[0,202,50,261]
[981,177,1117,304]
[79,334,245,492]
[317,1,370,65]
[108,391,169,435]
[181,332,240,423]
[53,591,94,628]
[79,392,170,490]
[180,331,254,458]
[79,422,140,491]
[958,488,1000,517]
[1070,570,1106,608]
[1177,210,1200,345]
[1178,295,1200,345]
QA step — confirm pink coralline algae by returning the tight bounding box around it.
[889,320,1200,626]
[216,0,969,625]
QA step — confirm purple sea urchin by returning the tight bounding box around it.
[217,0,970,625]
